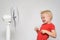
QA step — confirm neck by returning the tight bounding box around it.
[47,21,51,24]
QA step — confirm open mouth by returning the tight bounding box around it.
[42,20,46,22]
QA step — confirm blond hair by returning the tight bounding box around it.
[41,10,53,20]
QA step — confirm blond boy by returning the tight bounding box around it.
[35,10,56,40]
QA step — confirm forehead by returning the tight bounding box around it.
[41,12,51,16]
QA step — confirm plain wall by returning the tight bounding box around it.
[0,0,60,40]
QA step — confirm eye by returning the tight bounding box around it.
[41,17,45,19]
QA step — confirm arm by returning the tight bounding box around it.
[46,30,56,38]
[41,30,56,38]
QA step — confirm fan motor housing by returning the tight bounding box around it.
[2,15,11,23]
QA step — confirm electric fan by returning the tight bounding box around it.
[2,7,19,40]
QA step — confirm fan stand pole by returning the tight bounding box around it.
[2,14,11,40]
[6,22,10,40]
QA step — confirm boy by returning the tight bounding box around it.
[34,10,56,40]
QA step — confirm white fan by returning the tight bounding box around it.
[2,7,19,40]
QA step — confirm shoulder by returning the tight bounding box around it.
[50,23,55,27]
[49,23,55,30]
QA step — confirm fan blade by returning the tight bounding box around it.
[10,7,19,30]
[13,9,16,28]
[16,8,19,22]
[13,17,16,28]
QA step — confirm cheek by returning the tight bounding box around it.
[45,18,48,20]
[45,17,50,21]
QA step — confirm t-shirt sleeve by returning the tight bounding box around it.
[50,24,55,30]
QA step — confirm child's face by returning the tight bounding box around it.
[41,13,51,24]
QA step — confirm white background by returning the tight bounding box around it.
[0,0,60,40]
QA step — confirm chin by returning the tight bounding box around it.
[43,22,47,24]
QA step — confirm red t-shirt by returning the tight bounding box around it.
[37,23,55,40]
